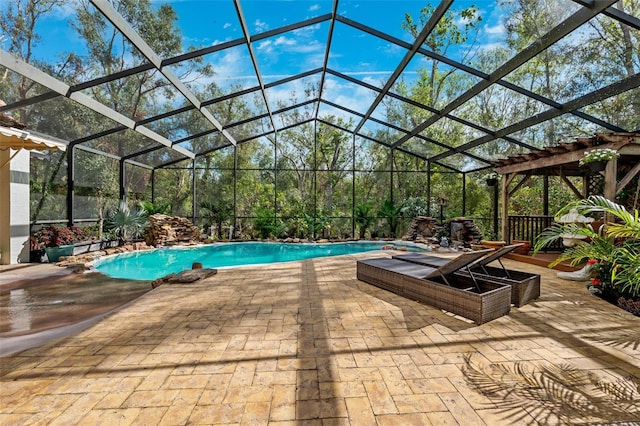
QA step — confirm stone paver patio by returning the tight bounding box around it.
[1,252,639,425]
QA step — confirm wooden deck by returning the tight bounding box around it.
[505,252,579,272]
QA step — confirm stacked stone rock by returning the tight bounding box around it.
[446,218,483,243]
[56,242,153,271]
[145,214,201,247]
[403,216,438,241]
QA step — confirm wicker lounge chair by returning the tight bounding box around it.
[359,248,493,290]
[393,244,521,271]
[392,244,540,306]
[357,249,512,324]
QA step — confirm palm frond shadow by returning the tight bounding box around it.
[582,330,640,351]
[463,354,640,424]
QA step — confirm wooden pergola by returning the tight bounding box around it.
[492,132,640,241]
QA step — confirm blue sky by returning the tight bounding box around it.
[5,1,509,123]
[166,0,506,83]
[25,1,507,81]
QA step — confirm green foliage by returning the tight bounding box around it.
[378,199,407,238]
[141,201,171,216]
[200,200,233,239]
[314,214,333,239]
[300,213,330,239]
[72,0,185,109]
[611,245,640,298]
[579,148,620,166]
[401,197,430,218]
[282,216,311,240]
[534,196,640,298]
[253,207,284,240]
[105,201,148,242]
[354,202,374,239]
[402,3,481,109]
[154,168,194,217]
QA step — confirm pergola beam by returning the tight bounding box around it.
[558,172,584,199]
[616,160,640,193]
[494,139,634,175]
[445,73,640,165]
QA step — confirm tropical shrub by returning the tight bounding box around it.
[354,202,374,239]
[253,207,284,239]
[200,200,233,238]
[401,197,430,218]
[378,199,406,238]
[141,201,171,216]
[534,195,640,299]
[105,201,148,242]
[30,225,90,249]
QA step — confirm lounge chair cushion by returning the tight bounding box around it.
[357,258,436,279]
[394,244,522,271]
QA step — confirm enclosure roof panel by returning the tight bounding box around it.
[0,0,636,173]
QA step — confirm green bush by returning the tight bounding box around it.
[534,196,640,298]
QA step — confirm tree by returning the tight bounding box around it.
[315,120,352,217]
[0,0,88,225]
[402,3,482,109]
[501,0,583,146]
[578,0,640,130]
[0,0,73,123]
[73,148,119,237]
[354,202,374,239]
[200,199,233,239]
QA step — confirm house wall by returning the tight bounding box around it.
[0,149,30,264]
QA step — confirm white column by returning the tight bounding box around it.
[0,149,30,264]
[0,149,9,264]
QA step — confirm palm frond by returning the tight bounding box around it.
[576,196,640,239]
[611,247,640,297]
[606,221,640,240]
[533,223,593,254]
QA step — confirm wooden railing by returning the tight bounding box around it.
[507,215,563,251]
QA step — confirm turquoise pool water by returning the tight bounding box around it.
[94,241,425,280]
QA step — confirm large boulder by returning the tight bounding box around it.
[145,214,201,247]
[404,216,438,240]
[151,268,217,288]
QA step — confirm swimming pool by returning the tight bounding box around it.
[94,241,427,280]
